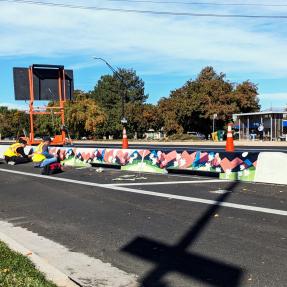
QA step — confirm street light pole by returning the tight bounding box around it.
[212,114,217,133]
[93,57,128,147]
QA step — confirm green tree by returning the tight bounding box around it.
[158,66,260,137]
[118,102,164,138]
[89,68,148,138]
[31,90,106,139]
[0,107,29,139]
[142,104,163,132]
[90,68,148,106]
[64,91,106,139]
[158,97,183,135]
[232,81,260,113]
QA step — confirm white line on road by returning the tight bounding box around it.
[109,185,287,216]
[106,179,228,186]
[0,168,286,216]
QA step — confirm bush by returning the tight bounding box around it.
[168,133,200,141]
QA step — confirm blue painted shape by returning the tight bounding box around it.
[244,159,253,167]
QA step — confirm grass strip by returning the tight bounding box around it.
[0,240,57,287]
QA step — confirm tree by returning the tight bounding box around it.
[31,90,106,139]
[0,107,13,138]
[123,103,163,138]
[158,66,260,137]
[142,104,163,132]
[125,102,144,138]
[89,68,148,138]
[158,97,183,135]
[64,91,106,139]
[0,107,29,139]
[232,81,260,113]
[90,68,148,106]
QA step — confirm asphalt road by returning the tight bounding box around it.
[0,162,286,287]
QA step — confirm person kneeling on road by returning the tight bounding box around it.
[4,138,32,165]
[32,136,58,167]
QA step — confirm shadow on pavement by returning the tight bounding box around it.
[122,181,244,287]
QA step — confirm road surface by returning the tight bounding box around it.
[0,162,286,286]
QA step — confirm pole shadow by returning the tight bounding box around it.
[122,181,244,287]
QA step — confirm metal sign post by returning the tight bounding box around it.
[26,65,68,146]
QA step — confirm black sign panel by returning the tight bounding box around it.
[13,67,74,101]
[13,67,30,101]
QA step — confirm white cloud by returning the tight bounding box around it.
[0,0,287,78]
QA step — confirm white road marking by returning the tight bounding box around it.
[106,179,228,186]
[166,173,209,179]
[209,190,232,194]
[106,185,287,216]
[0,168,286,216]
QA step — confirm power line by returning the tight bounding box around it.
[1,0,287,19]
[106,0,287,8]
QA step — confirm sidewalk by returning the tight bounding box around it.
[0,220,138,287]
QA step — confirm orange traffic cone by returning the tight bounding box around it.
[122,127,129,149]
[225,122,235,152]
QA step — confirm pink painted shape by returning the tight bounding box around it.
[179,151,196,168]
[116,150,130,164]
[82,152,91,161]
[212,153,221,167]
[104,150,115,163]
[199,152,209,163]
[138,150,151,158]
[164,151,178,163]
[161,150,178,167]
[220,157,243,172]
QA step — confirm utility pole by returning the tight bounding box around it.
[93,57,128,147]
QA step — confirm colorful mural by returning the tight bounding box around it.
[167,151,258,181]
[2,145,285,184]
[48,147,259,182]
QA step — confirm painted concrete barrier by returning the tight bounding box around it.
[0,145,286,185]
[254,152,287,185]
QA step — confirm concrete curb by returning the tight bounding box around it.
[0,231,79,287]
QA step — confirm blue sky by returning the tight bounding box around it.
[0,0,287,110]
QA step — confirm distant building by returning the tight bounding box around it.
[233,108,287,141]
